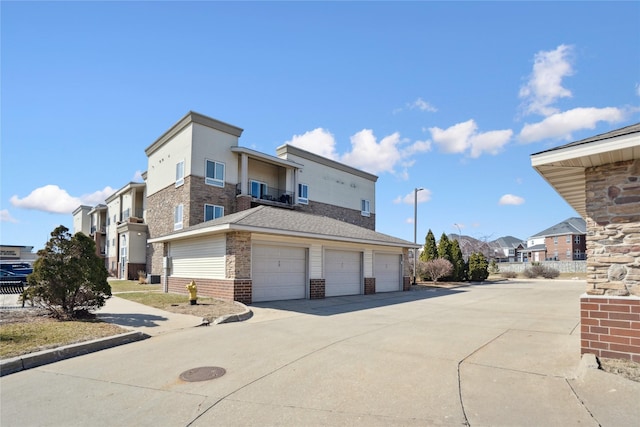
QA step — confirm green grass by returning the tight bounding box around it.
[0,319,128,359]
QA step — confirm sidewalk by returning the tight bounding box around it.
[95,295,206,336]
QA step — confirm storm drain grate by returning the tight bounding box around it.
[179,366,226,382]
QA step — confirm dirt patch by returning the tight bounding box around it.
[0,307,52,324]
[599,357,640,383]
[161,300,245,322]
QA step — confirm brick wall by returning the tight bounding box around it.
[167,276,252,304]
[403,276,411,291]
[581,296,640,362]
[310,279,325,299]
[364,277,376,295]
[296,200,375,230]
[226,232,251,279]
[544,234,587,260]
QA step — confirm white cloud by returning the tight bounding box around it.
[405,217,414,224]
[498,194,525,206]
[519,44,574,116]
[132,170,144,182]
[287,128,431,177]
[10,185,115,214]
[342,130,404,175]
[1,209,18,223]
[430,120,512,158]
[518,107,626,143]
[285,128,339,160]
[393,188,432,205]
[410,98,438,112]
[469,129,513,158]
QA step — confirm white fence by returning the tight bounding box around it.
[495,261,586,273]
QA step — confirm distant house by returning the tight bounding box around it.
[522,217,586,262]
[489,236,526,262]
[74,111,418,303]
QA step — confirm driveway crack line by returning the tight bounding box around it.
[457,329,510,427]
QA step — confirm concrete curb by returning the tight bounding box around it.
[576,352,599,379]
[0,331,149,377]
[213,301,253,324]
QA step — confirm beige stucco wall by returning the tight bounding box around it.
[191,123,239,183]
[146,124,193,197]
[282,152,376,214]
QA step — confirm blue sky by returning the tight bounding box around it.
[2,1,639,252]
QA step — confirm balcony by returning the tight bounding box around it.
[119,209,145,224]
[90,225,106,235]
[236,182,295,207]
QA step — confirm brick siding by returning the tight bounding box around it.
[403,276,411,291]
[310,279,325,299]
[167,276,252,304]
[296,200,375,230]
[581,296,640,362]
[364,277,376,295]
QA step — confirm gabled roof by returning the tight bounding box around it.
[530,217,586,238]
[531,122,640,216]
[492,236,525,249]
[149,206,418,248]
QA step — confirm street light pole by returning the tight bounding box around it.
[454,223,463,259]
[413,187,424,285]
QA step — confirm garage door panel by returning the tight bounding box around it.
[253,245,307,302]
[375,253,401,292]
[325,250,362,297]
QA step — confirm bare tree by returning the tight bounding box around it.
[421,258,453,282]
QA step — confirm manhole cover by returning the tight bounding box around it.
[179,366,226,382]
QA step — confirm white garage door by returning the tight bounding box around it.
[252,245,307,302]
[374,253,401,292]
[325,250,362,297]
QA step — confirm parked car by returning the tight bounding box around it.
[0,262,33,275]
[0,269,28,285]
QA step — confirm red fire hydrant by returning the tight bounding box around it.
[186,280,197,305]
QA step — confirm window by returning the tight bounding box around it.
[205,160,224,187]
[566,250,571,259]
[174,204,183,230]
[176,160,184,187]
[204,204,224,221]
[574,249,583,260]
[566,235,571,243]
[298,183,308,204]
[574,235,581,244]
[250,180,268,198]
[361,199,370,217]
[553,236,558,245]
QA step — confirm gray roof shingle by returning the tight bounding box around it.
[154,206,418,247]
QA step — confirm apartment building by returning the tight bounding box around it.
[74,111,417,303]
[523,217,587,262]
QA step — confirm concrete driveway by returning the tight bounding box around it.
[1,279,638,426]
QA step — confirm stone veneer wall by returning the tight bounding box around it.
[582,159,640,361]
[296,200,375,230]
[585,159,640,296]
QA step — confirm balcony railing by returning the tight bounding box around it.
[236,182,295,207]
[119,209,145,223]
[91,225,107,234]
